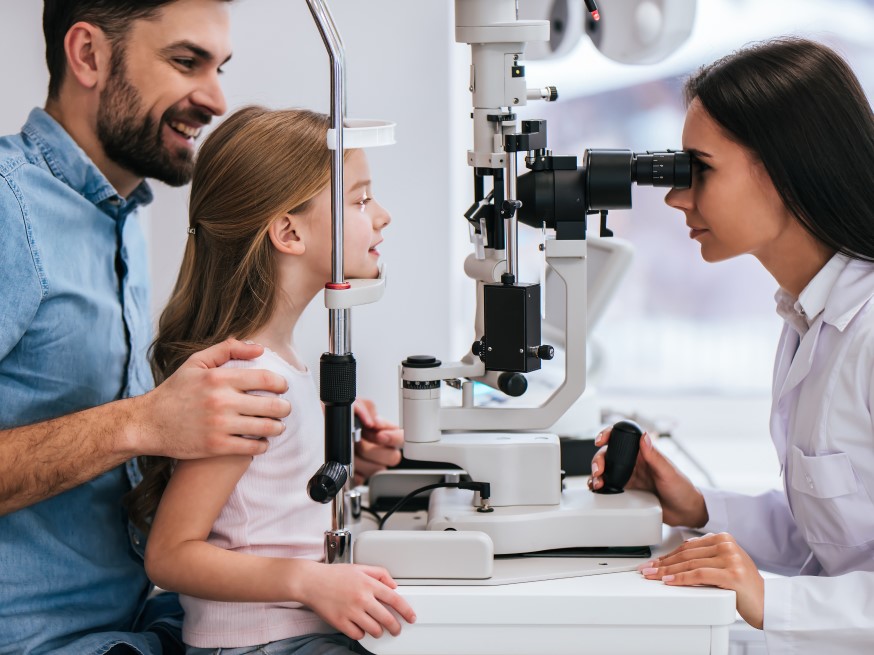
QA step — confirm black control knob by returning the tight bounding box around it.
[529,344,555,360]
[595,420,642,494]
[471,341,485,360]
[402,355,442,368]
[307,461,348,503]
[497,372,527,397]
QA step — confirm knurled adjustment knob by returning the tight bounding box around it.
[307,461,348,503]
[529,344,554,360]
[471,341,486,360]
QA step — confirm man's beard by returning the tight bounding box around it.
[96,52,209,187]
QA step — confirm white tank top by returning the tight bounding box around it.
[180,349,334,648]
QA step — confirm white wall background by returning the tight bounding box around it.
[0,0,472,420]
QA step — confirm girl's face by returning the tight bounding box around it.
[306,149,391,281]
[664,99,793,264]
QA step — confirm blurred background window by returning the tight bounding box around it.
[513,0,874,396]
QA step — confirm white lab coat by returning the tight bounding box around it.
[700,256,874,654]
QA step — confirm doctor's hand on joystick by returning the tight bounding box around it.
[588,420,709,529]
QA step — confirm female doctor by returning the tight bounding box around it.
[590,38,874,653]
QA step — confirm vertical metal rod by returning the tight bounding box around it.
[332,487,346,530]
[506,149,519,280]
[329,310,350,357]
[307,0,347,296]
[307,0,353,564]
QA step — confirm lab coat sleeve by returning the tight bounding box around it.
[764,571,874,654]
[0,175,43,361]
[699,487,812,576]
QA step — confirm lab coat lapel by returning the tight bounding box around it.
[770,325,803,468]
[776,319,822,402]
[771,325,798,402]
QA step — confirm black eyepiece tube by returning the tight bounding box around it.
[515,146,692,234]
[585,149,691,211]
[632,151,691,189]
[584,149,633,211]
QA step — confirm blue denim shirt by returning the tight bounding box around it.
[0,109,182,654]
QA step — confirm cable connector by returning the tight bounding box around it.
[378,480,492,529]
[459,481,493,513]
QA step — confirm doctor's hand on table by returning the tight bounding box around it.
[353,398,403,486]
[589,427,765,631]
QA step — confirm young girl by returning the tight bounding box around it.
[133,106,416,654]
[590,39,874,652]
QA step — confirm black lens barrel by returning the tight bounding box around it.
[584,149,691,211]
[584,150,634,210]
[515,147,691,234]
[632,151,691,188]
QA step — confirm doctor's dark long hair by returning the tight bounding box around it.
[125,106,346,533]
[685,38,874,260]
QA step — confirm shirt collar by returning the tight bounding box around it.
[774,253,850,336]
[21,107,153,213]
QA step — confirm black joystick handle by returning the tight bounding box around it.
[595,420,642,494]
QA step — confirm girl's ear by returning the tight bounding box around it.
[268,213,306,256]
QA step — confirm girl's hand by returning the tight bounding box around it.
[298,562,416,639]
[588,428,708,528]
[639,532,764,629]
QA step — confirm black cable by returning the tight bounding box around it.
[358,505,383,524]
[378,481,491,530]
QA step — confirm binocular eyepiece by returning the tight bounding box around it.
[585,149,691,211]
[511,119,691,237]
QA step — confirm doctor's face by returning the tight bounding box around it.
[664,99,793,264]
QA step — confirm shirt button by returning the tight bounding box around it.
[805,474,814,489]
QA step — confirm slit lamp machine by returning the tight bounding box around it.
[303,0,696,583]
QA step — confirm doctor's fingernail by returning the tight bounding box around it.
[591,462,599,474]
[662,575,676,582]
[643,433,652,448]
[636,560,655,571]
[641,567,658,576]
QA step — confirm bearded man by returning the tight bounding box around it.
[0,3,292,653]
[0,4,406,652]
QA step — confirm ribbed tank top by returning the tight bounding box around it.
[181,350,334,648]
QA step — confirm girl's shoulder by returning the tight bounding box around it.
[220,346,309,378]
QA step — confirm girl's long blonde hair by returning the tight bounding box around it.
[126,105,350,532]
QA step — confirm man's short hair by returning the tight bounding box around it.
[42,1,230,99]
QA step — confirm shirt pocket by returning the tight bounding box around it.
[789,445,874,547]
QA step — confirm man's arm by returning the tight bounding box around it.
[0,339,290,516]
